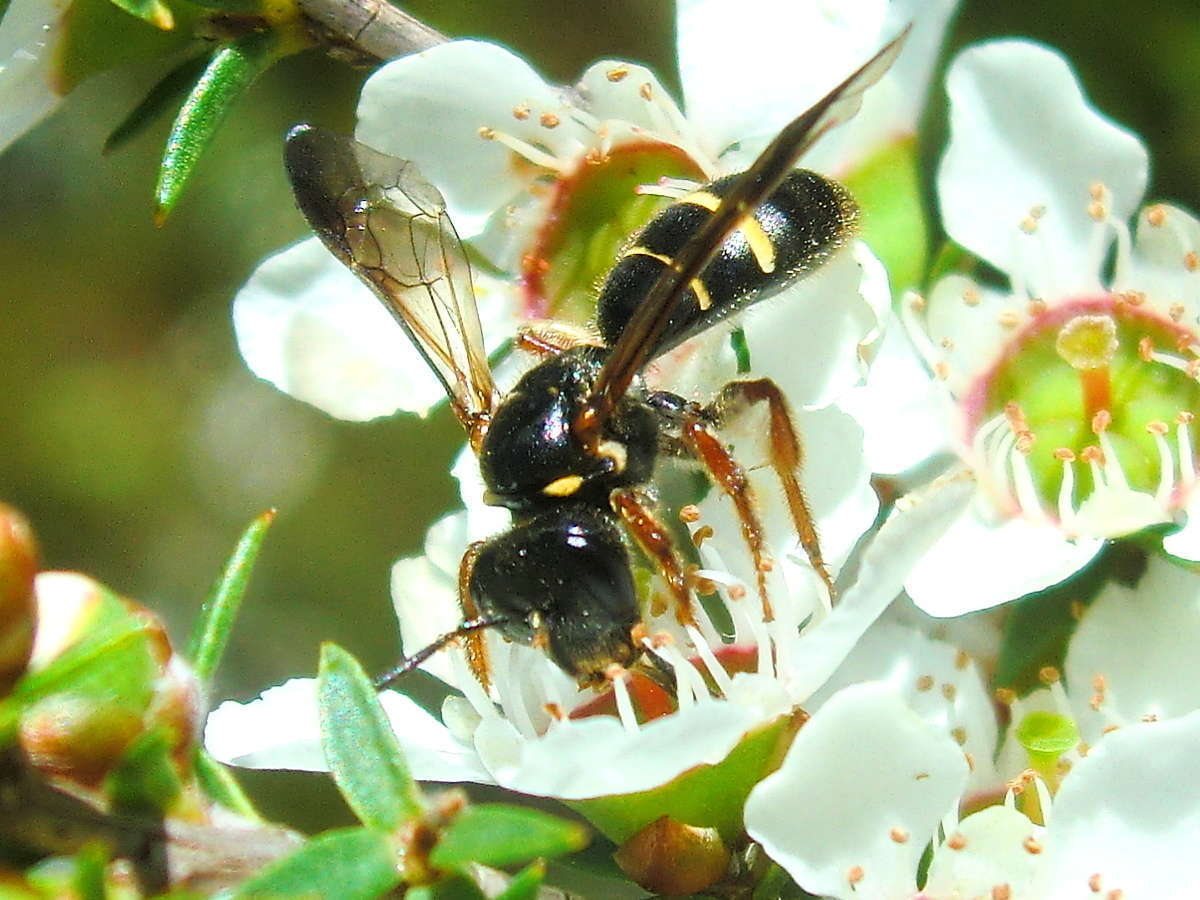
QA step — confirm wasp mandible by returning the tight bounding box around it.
[284,32,906,689]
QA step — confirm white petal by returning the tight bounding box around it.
[204,678,495,784]
[921,273,1023,397]
[792,403,879,569]
[1164,492,1200,560]
[1072,482,1169,538]
[905,505,1103,616]
[232,238,444,421]
[806,621,997,793]
[390,555,459,685]
[745,682,968,900]
[205,679,328,771]
[841,309,955,475]
[938,40,1149,295]
[487,697,765,799]
[0,0,68,152]
[676,0,888,160]
[785,471,974,699]
[924,805,1043,899]
[1036,712,1200,899]
[803,0,962,176]
[1127,203,1200,325]
[1065,555,1200,743]
[356,40,590,239]
[574,59,702,159]
[377,690,496,783]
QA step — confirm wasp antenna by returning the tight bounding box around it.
[373,615,509,690]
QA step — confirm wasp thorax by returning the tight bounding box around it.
[963,297,1200,537]
[478,346,658,512]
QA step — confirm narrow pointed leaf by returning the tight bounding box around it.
[105,53,211,153]
[194,748,260,819]
[154,32,279,224]
[230,827,401,899]
[104,0,174,30]
[317,643,423,829]
[73,843,109,900]
[495,860,547,900]
[406,875,487,900]
[187,509,275,684]
[430,806,588,870]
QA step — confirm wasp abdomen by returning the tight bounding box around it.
[596,169,857,356]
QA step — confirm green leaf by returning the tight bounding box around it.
[105,728,182,817]
[187,509,275,685]
[430,805,588,870]
[105,53,211,154]
[317,643,423,829]
[495,860,547,900]
[230,827,401,900]
[104,0,174,30]
[154,32,281,224]
[73,843,109,900]
[406,874,487,900]
[194,748,260,819]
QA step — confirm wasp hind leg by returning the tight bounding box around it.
[610,487,697,628]
[704,378,834,602]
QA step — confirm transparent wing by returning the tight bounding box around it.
[284,125,498,430]
[579,28,909,437]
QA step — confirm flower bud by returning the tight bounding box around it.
[0,503,38,694]
[614,816,730,895]
[20,572,202,793]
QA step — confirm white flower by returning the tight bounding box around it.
[992,553,1200,765]
[861,39,1200,616]
[0,0,70,152]
[205,471,973,807]
[233,0,958,422]
[922,712,1200,900]
[743,555,1200,899]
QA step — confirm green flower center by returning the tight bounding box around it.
[519,142,706,324]
[964,295,1200,535]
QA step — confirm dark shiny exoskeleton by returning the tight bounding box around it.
[281,33,903,689]
[467,173,853,679]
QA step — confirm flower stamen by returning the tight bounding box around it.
[478,126,569,173]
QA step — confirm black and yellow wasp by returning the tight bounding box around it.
[284,32,905,689]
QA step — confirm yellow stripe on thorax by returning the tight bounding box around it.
[679,190,776,275]
[622,246,714,310]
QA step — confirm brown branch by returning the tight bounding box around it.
[297,0,448,64]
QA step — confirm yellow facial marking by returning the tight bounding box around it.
[622,247,713,310]
[543,474,584,497]
[679,190,776,275]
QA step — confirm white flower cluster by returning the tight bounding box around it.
[204,1,1200,897]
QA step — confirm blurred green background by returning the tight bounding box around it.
[2,0,1197,829]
